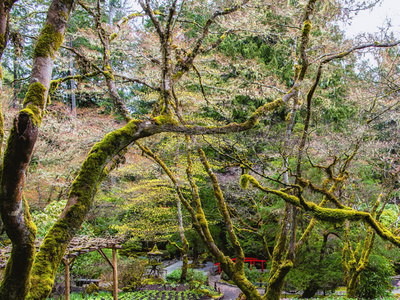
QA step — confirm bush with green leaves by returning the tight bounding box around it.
[32,200,94,237]
[165,268,207,284]
[32,200,67,237]
[356,254,394,299]
[221,264,268,284]
[119,258,148,292]
[72,250,113,279]
[243,264,266,283]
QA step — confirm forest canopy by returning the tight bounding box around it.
[0,0,399,299]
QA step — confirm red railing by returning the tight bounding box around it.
[215,257,267,273]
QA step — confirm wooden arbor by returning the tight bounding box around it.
[0,236,123,300]
[63,237,123,300]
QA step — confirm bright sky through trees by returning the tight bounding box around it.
[344,0,400,37]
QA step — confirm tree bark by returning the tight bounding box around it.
[0,0,17,90]
[0,115,38,299]
[0,0,74,298]
[69,40,76,116]
[177,198,189,282]
[13,52,18,108]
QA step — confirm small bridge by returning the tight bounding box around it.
[215,257,267,273]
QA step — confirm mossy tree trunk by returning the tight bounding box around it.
[183,141,263,300]
[342,194,383,299]
[177,197,189,282]
[345,230,376,298]
[264,205,294,300]
[262,1,318,297]
[0,0,73,298]
[180,241,189,282]
[27,119,148,299]
[343,218,377,298]
[0,113,38,300]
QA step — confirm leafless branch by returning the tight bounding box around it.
[114,74,160,91]
[139,0,164,38]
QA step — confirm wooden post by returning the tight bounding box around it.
[63,259,70,300]
[112,247,118,300]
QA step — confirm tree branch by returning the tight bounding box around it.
[114,74,160,91]
[242,175,400,249]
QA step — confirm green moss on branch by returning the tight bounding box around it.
[244,174,400,249]
[302,20,312,35]
[29,119,145,299]
[154,114,179,125]
[34,24,64,58]
[21,82,47,126]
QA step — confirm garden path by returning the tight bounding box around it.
[164,260,265,300]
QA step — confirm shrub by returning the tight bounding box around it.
[356,254,394,299]
[165,268,207,284]
[72,250,114,279]
[243,264,263,283]
[119,258,148,292]
[221,264,266,284]
[85,283,99,295]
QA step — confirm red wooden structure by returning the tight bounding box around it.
[215,257,267,273]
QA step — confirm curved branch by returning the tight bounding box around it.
[314,40,400,65]
[192,65,209,105]
[242,174,400,249]
[49,71,101,94]
[177,0,249,75]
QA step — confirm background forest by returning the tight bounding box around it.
[0,0,399,299]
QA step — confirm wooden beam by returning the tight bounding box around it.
[62,258,70,300]
[112,248,118,300]
[97,249,114,269]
